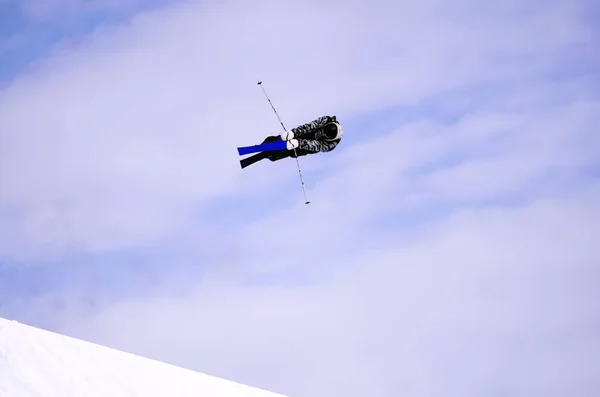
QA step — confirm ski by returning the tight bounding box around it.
[237,139,286,156]
[240,151,270,169]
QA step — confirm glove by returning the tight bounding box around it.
[286,139,299,150]
[280,131,295,141]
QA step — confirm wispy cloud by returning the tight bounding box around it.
[52,185,600,396]
[1,0,599,395]
[0,0,176,82]
[15,0,165,21]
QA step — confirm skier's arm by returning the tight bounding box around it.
[290,115,334,138]
[296,138,339,153]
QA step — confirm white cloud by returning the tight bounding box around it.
[1,0,599,395]
[54,185,600,396]
[2,0,595,261]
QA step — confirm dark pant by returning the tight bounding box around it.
[261,135,303,162]
[261,136,311,162]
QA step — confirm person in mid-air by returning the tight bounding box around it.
[239,115,344,169]
[260,115,343,162]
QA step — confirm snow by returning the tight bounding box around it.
[0,316,287,397]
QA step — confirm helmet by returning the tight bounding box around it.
[322,122,343,141]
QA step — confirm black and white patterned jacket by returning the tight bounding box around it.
[291,115,342,153]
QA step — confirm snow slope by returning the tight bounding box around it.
[0,316,287,397]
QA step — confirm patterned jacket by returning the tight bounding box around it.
[291,115,342,153]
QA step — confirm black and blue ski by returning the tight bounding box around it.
[237,140,286,156]
[239,151,270,169]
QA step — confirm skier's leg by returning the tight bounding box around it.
[267,150,292,162]
[262,135,281,144]
[267,147,312,161]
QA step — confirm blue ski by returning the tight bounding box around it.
[237,140,286,156]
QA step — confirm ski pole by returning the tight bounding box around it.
[257,79,310,206]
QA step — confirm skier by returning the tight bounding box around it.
[240,115,343,168]
[266,115,343,161]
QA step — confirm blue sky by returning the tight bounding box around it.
[1,0,145,81]
[1,0,600,395]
